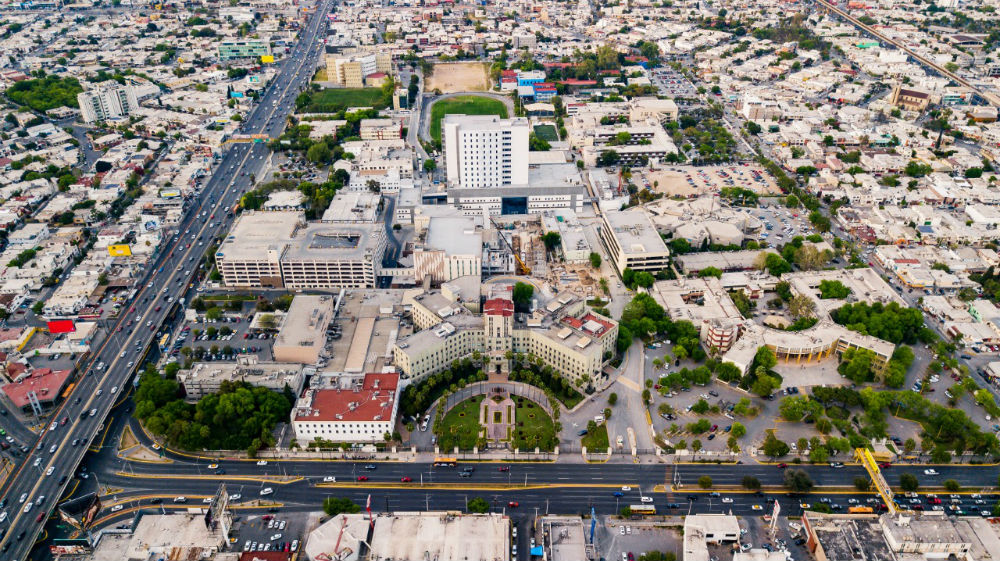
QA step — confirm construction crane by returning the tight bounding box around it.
[489,216,531,276]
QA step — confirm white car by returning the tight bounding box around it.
[322,476,336,482]
[111,504,124,512]
[619,525,625,535]
[230,494,241,501]
[45,466,54,476]
[924,469,939,475]
[208,464,219,470]
[621,486,631,492]
[721,497,734,503]
[640,496,653,503]
[260,487,274,496]
[257,460,268,466]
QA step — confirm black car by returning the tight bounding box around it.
[687,495,698,501]
[149,498,162,504]
[2,542,9,552]
[462,466,475,473]
[16,531,25,541]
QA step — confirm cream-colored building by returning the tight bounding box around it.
[272,295,335,364]
[360,118,401,140]
[599,207,671,274]
[326,52,392,88]
[393,286,618,384]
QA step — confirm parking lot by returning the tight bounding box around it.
[640,165,782,199]
[169,309,274,363]
[754,201,816,246]
[596,516,681,561]
[230,507,314,555]
[651,68,699,100]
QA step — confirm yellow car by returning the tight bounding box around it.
[752,505,763,511]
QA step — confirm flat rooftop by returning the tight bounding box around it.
[603,208,669,256]
[273,295,334,353]
[424,216,482,257]
[540,516,587,561]
[282,222,383,261]
[217,211,302,260]
[320,190,381,223]
[293,372,398,423]
[90,513,225,561]
[2,368,72,407]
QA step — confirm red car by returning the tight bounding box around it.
[878,462,891,469]
[357,476,368,482]
[912,504,924,511]
[928,497,941,504]
[154,306,162,312]
[400,477,412,483]
[508,501,519,508]
[498,466,510,472]
[777,463,788,469]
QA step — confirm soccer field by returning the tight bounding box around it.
[429,95,508,144]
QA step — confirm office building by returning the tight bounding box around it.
[176,359,306,401]
[77,81,139,123]
[359,118,402,140]
[217,39,271,60]
[444,115,530,189]
[325,52,392,88]
[599,208,671,274]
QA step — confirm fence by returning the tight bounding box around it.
[439,381,555,418]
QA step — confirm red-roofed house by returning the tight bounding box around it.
[484,298,514,317]
[2,367,73,410]
[291,373,400,444]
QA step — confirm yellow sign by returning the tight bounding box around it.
[108,245,132,257]
[261,55,275,64]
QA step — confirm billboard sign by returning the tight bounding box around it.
[108,244,132,257]
[261,55,275,64]
[47,320,75,334]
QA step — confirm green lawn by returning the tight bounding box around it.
[581,423,610,451]
[301,88,385,112]
[435,396,483,451]
[511,396,558,452]
[533,124,558,142]
[429,95,508,144]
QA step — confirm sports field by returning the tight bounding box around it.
[425,62,490,93]
[429,95,508,144]
[301,87,385,112]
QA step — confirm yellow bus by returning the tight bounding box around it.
[629,505,656,515]
[433,457,458,467]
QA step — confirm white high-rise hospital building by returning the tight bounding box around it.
[443,115,530,189]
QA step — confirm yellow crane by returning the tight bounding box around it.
[489,217,531,276]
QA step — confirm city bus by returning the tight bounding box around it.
[433,457,458,467]
[61,383,76,399]
[159,333,170,352]
[847,506,874,514]
[629,505,656,515]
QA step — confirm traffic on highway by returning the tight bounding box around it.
[0,1,334,557]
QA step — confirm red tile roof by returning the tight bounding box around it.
[239,553,292,561]
[483,298,514,317]
[294,373,399,423]
[2,367,72,408]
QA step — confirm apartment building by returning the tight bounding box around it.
[77,81,139,123]
[326,52,392,88]
[359,118,402,140]
[443,115,530,189]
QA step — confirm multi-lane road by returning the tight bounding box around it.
[0,1,334,558]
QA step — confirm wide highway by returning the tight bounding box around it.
[0,1,334,558]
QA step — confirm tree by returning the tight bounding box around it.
[323,497,361,516]
[698,475,713,488]
[746,121,762,135]
[899,473,919,492]
[762,433,790,458]
[542,231,561,251]
[306,142,331,164]
[788,294,817,319]
[783,469,814,493]
[943,479,961,492]
[731,422,746,438]
[742,476,761,490]
[467,497,490,513]
[512,282,534,311]
[751,373,780,397]
[423,159,437,173]
[854,477,871,491]
[818,280,851,299]
[589,252,602,269]
[608,392,618,406]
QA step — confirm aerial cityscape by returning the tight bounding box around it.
[0,0,999,559]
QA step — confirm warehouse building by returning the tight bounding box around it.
[272,295,335,364]
[599,208,671,274]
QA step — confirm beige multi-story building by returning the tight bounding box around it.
[326,52,392,88]
[216,212,385,289]
[272,295,335,364]
[393,286,618,384]
[599,208,671,274]
[359,118,401,140]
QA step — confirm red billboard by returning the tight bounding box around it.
[47,320,76,334]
